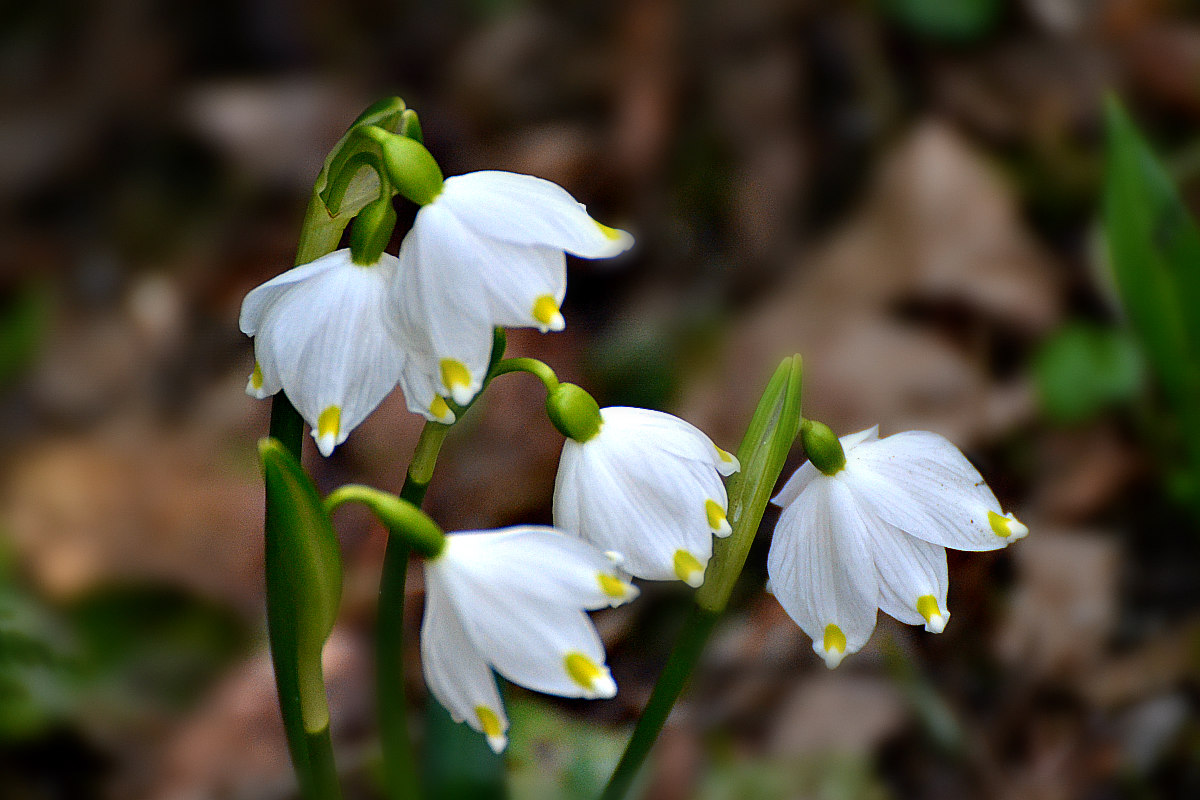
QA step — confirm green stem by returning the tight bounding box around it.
[491,357,560,393]
[600,607,720,800]
[599,357,803,800]
[376,422,449,800]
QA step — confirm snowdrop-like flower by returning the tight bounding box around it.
[421,526,637,753]
[240,249,409,456]
[553,407,740,588]
[394,171,632,411]
[768,425,1027,669]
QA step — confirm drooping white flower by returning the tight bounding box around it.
[553,407,740,588]
[421,526,637,753]
[393,171,632,408]
[239,249,409,456]
[768,426,1027,669]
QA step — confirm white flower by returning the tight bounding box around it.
[393,171,632,409]
[421,526,637,753]
[553,407,740,588]
[239,249,409,456]
[768,426,1027,669]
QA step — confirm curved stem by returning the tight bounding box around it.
[491,357,560,394]
[326,484,445,559]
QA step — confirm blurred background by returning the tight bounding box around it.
[3,0,1200,797]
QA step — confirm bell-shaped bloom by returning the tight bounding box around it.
[393,171,632,409]
[240,249,409,456]
[553,407,740,588]
[768,427,1027,669]
[421,526,637,753]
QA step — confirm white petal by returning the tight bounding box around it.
[445,526,639,610]
[599,407,735,473]
[859,515,950,632]
[438,171,633,258]
[435,530,619,699]
[559,434,725,583]
[420,573,508,752]
[394,207,504,405]
[767,478,878,668]
[248,252,407,454]
[772,426,880,508]
[846,431,1019,551]
[239,250,349,336]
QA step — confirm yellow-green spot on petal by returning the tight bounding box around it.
[475,706,502,738]
[716,446,735,464]
[250,363,264,391]
[564,651,603,692]
[823,624,846,655]
[441,358,470,391]
[595,221,624,241]
[917,594,948,633]
[532,294,564,331]
[598,573,629,599]
[440,358,474,405]
[988,510,1027,540]
[317,406,341,440]
[430,395,452,421]
[475,705,506,753]
[673,549,705,587]
[705,499,731,535]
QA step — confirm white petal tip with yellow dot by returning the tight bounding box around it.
[429,396,456,425]
[475,706,508,754]
[988,511,1028,543]
[245,364,271,399]
[532,295,566,333]
[313,406,342,457]
[564,652,617,698]
[714,446,740,477]
[705,499,732,538]
[815,624,849,669]
[917,595,949,634]
[673,550,706,588]
[439,358,478,407]
[597,572,639,606]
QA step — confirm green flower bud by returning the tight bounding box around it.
[377,134,444,206]
[546,383,603,442]
[801,419,846,476]
[349,194,398,265]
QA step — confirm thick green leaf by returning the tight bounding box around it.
[1034,322,1144,424]
[260,438,343,736]
[697,355,803,612]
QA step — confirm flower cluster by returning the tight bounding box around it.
[246,119,1027,759]
[242,168,632,455]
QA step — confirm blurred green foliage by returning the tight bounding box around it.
[1034,322,1144,425]
[1104,100,1200,514]
[879,0,1002,43]
[0,284,50,388]
[506,695,627,800]
[0,541,246,741]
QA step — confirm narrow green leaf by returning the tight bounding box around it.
[1103,98,1200,496]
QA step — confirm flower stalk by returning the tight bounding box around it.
[600,356,803,800]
